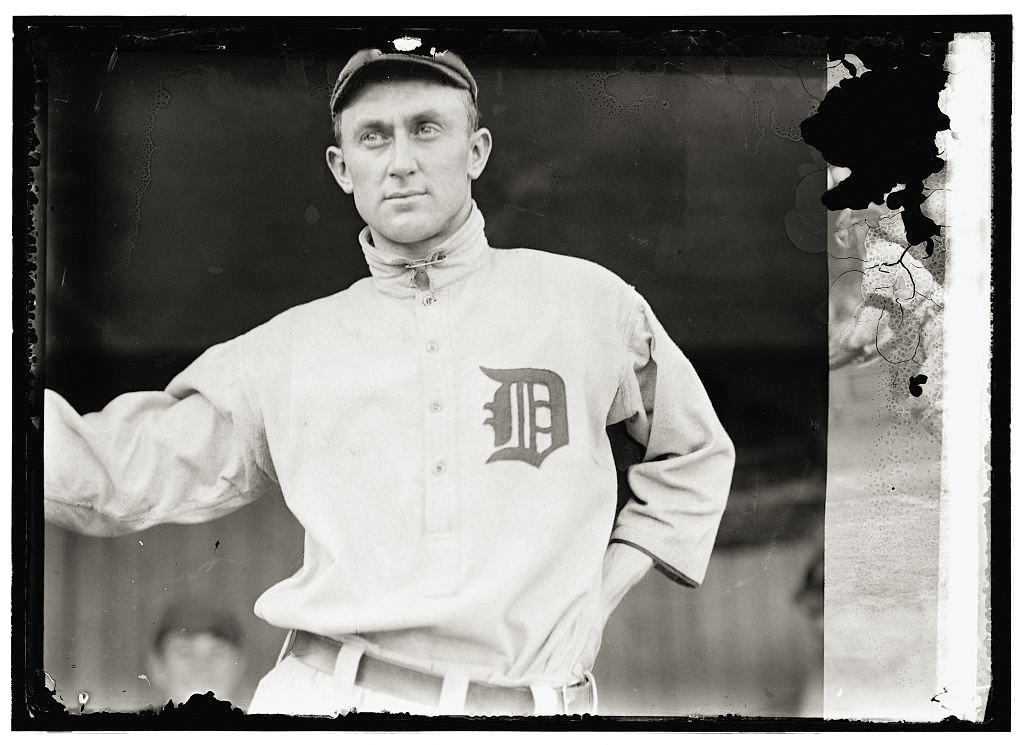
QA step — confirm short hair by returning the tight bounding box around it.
[151,600,243,654]
[331,62,480,146]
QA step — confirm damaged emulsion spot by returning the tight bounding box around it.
[806,35,953,435]
[602,66,666,108]
[800,40,951,250]
[120,62,205,270]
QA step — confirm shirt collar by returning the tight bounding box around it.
[359,202,490,298]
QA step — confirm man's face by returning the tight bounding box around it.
[326,79,492,258]
[149,631,245,703]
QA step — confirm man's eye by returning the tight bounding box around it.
[361,131,385,145]
[416,123,441,136]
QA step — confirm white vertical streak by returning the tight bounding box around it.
[937,31,993,723]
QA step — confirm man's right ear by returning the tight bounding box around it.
[326,146,354,194]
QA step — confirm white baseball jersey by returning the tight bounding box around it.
[45,203,735,689]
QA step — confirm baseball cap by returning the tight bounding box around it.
[330,46,478,116]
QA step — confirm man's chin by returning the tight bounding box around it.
[376,222,447,254]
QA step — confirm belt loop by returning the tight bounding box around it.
[584,670,599,715]
[276,628,297,666]
[529,685,559,716]
[332,641,366,708]
[438,669,470,714]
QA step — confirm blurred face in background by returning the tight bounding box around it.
[326,77,492,260]
[148,630,245,705]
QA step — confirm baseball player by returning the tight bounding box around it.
[44,44,735,717]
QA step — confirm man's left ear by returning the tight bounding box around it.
[326,145,354,194]
[467,128,493,181]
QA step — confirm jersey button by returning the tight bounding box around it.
[431,462,447,476]
[422,295,434,306]
[429,400,444,413]
[425,341,439,354]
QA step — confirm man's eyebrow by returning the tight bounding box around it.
[407,108,450,122]
[349,108,453,129]
[348,116,390,132]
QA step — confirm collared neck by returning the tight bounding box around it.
[359,202,490,298]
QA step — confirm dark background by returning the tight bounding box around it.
[28,24,827,718]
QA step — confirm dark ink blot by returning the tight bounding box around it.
[157,691,247,721]
[909,374,929,397]
[28,671,66,718]
[800,35,951,249]
[214,540,220,551]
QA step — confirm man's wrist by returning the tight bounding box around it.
[605,540,655,573]
[598,541,654,620]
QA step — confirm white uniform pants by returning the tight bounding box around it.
[248,638,593,717]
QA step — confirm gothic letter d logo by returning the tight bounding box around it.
[481,367,569,467]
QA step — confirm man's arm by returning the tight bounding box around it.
[45,336,275,536]
[579,294,734,673]
[577,541,654,673]
[607,295,735,586]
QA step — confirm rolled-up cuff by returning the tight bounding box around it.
[608,532,702,587]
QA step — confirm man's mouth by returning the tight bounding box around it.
[385,191,426,201]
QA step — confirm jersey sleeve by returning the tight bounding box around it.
[43,333,278,536]
[607,295,735,586]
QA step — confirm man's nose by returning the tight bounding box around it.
[387,131,417,177]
